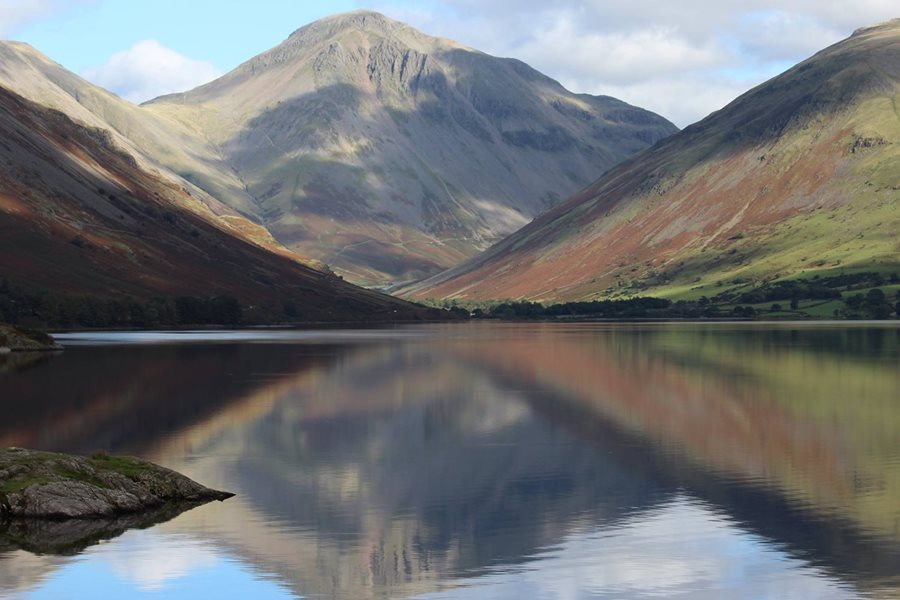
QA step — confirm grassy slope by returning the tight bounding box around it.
[404,21,900,303]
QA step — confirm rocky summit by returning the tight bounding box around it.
[0,448,233,519]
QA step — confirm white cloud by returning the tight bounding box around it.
[0,0,89,36]
[103,529,220,591]
[514,18,728,85]
[0,0,60,37]
[372,0,900,126]
[587,76,763,132]
[82,39,221,104]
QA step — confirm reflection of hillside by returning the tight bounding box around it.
[0,551,65,597]
[158,344,668,599]
[0,343,336,454]
[448,325,900,571]
[142,330,899,599]
[0,351,56,377]
[2,325,897,599]
[0,342,345,598]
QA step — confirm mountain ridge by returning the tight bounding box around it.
[402,19,900,302]
[0,83,429,323]
[0,11,675,287]
[0,39,276,257]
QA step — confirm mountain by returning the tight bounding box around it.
[144,10,676,285]
[0,39,258,244]
[403,20,900,303]
[0,85,426,323]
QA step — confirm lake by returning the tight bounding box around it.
[1,322,899,599]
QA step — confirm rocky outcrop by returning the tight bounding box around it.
[0,448,233,519]
[0,324,61,353]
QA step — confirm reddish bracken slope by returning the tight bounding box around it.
[404,20,900,302]
[0,86,425,321]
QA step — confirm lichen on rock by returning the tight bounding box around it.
[0,448,233,520]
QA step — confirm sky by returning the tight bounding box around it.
[0,0,897,126]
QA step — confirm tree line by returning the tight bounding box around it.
[0,278,242,328]
[428,270,900,320]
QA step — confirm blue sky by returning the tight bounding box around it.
[1,1,897,126]
[8,1,363,74]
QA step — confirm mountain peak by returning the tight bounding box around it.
[142,10,675,286]
[312,9,398,28]
[287,10,414,42]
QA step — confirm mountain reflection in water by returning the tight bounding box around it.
[0,323,898,599]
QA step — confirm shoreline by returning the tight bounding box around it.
[44,317,900,333]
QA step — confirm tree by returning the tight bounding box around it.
[844,294,864,310]
[175,296,208,324]
[209,295,242,325]
[865,288,886,304]
[869,303,892,319]
[863,288,891,319]
[790,298,799,310]
[771,303,782,312]
[702,305,720,318]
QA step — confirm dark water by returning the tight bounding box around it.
[1,323,899,599]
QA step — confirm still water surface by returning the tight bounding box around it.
[1,323,899,599]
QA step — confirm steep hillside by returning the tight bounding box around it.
[404,20,900,303]
[0,40,260,237]
[0,85,426,323]
[145,10,675,285]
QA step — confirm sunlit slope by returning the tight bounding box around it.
[0,39,325,270]
[0,41,256,222]
[145,10,676,285]
[405,20,900,302]
[0,86,425,321]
